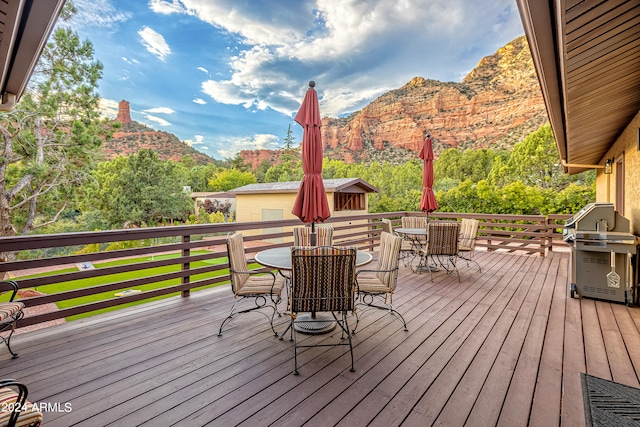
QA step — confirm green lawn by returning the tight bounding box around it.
[10,251,234,321]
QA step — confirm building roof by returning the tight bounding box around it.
[516,0,640,174]
[190,191,235,199]
[0,0,65,110]
[229,178,379,195]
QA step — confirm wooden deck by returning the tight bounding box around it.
[2,249,640,426]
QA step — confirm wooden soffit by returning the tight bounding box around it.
[516,0,640,174]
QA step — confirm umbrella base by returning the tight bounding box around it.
[294,313,337,334]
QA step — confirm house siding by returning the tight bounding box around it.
[235,191,371,241]
[597,110,640,235]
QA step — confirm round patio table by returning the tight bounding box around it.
[254,247,372,335]
[254,247,372,271]
[394,227,439,273]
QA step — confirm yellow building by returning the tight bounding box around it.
[229,178,378,240]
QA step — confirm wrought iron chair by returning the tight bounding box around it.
[419,222,461,282]
[289,245,357,375]
[353,232,407,333]
[458,218,481,272]
[0,281,25,359]
[217,233,285,337]
[382,218,414,265]
[401,215,428,247]
[0,379,43,427]
[292,223,333,246]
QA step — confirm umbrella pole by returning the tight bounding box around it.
[310,222,317,246]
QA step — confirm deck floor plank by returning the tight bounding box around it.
[528,252,568,427]
[3,249,640,426]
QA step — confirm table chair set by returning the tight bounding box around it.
[385,217,482,280]
[218,228,407,375]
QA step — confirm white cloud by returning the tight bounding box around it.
[143,107,175,114]
[193,98,207,105]
[99,98,119,119]
[70,0,132,29]
[147,0,523,119]
[122,57,140,65]
[197,66,209,75]
[185,135,205,146]
[149,0,187,15]
[138,26,171,61]
[144,114,172,127]
[216,133,279,159]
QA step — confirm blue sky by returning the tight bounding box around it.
[69,0,525,160]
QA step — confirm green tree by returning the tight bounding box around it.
[280,124,299,163]
[254,159,272,183]
[264,160,302,182]
[495,124,566,190]
[225,153,251,172]
[185,163,219,192]
[89,149,192,227]
[209,168,256,191]
[0,15,113,243]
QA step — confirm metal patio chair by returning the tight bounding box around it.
[382,218,414,265]
[292,223,333,246]
[458,218,481,272]
[0,281,25,359]
[0,379,43,427]
[419,222,461,282]
[353,231,407,333]
[217,232,285,337]
[289,245,357,375]
[401,216,428,243]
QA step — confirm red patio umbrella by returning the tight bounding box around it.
[291,81,330,243]
[419,134,438,215]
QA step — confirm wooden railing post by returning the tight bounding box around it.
[486,219,494,251]
[182,235,190,297]
[546,216,554,253]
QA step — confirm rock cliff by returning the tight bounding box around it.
[103,120,215,165]
[240,35,547,168]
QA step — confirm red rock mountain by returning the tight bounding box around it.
[102,108,215,166]
[116,100,132,124]
[239,35,547,168]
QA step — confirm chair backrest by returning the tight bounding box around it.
[377,232,403,289]
[402,216,426,229]
[458,218,479,251]
[290,246,356,313]
[226,232,249,292]
[293,224,333,246]
[426,222,460,256]
[381,219,393,234]
[401,216,427,243]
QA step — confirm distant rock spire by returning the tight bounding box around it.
[116,100,132,124]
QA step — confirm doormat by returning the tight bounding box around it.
[581,372,640,426]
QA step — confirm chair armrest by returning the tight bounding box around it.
[0,379,28,427]
[356,267,397,277]
[0,281,19,302]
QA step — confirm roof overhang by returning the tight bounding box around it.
[516,0,640,174]
[0,0,66,110]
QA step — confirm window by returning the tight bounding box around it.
[334,193,364,211]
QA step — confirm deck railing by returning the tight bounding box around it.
[0,211,571,328]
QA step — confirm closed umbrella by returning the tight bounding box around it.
[419,134,438,215]
[291,81,330,245]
